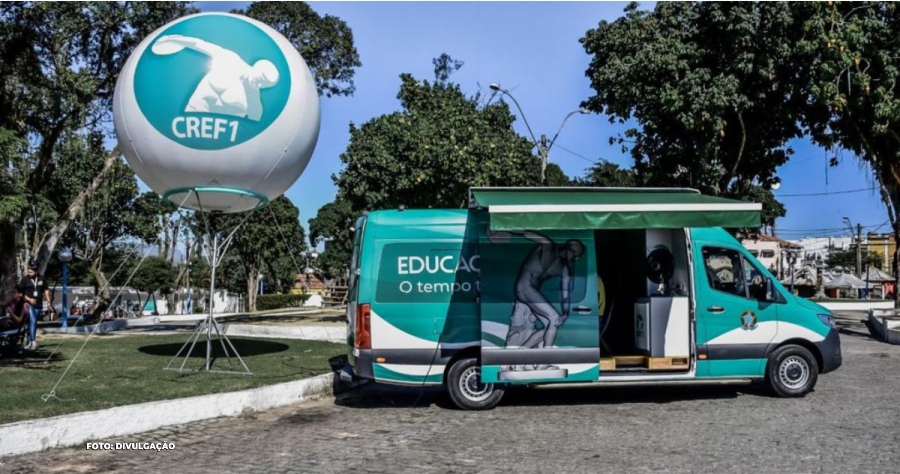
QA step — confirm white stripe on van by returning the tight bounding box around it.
[370,310,476,350]
[705,321,825,347]
[380,363,446,377]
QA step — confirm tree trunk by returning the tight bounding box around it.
[246,268,259,312]
[89,256,111,300]
[166,292,176,315]
[0,223,20,301]
[33,149,121,276]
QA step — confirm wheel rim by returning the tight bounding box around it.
[778,355,810,389]
[459,366,493,402]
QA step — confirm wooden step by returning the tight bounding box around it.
[613,355,647,367]
[599,358,616,371]
[648,356,690,370]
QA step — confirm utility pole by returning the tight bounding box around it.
[856,223,863,277]
[539,134,548,186]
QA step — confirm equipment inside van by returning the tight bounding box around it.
[340,187,842,410]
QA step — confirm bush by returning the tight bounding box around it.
[253,294,310,311]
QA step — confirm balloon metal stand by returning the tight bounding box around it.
[164,189,262,376]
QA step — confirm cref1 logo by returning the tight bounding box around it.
[132,14,292,150]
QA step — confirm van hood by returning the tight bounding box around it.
[792,295,830,314]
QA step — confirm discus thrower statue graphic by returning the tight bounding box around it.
[487,230,585,380]
[151,34,280,121]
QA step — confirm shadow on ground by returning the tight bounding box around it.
[333,380,766,411]
[0,342,67,369]
[137,338,291,358]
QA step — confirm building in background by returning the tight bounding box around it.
[862,233,896,274]
[740,234,803,279]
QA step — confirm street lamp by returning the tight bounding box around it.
[299,251,319,293]
[258,273,265,296]
[489,83,588,186]
[843,216,862,276]
[58,248,73,329]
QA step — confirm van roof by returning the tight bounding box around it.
[366,208,469,226]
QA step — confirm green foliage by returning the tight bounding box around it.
[0,1,196,289]
[826,249,883,271]
[130,255,178,297]
[544,163,572,187]
[792,3,900,251]
[0,127,26,224]
[580,2,799,220]
[573,160,638,187]
[234,2,362,98]
[309,198,355,279]
[253,293,311,311]
[334,54,547,213]
[209,196,307,310]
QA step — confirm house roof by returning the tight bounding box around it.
[756,234,803,249]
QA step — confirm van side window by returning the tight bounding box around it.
[702,247,747,298]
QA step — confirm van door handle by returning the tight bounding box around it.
[707,306,725,314]
[574,306,592,314]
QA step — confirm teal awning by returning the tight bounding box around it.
[468,187,761,230]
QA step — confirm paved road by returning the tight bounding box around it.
[3,312,899,474]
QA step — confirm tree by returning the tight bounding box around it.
[309,197,355,281]
[826,249,883,272]
[45,132,153,301]
[334,54,550,214]
[130,255,177,314]
[573,160,639,187]
[0,2,197,300]
[208,196,307,312]
[0,2,363,304]
[791,2,900,306]
[233,2,362,98]
[580,2,801,221]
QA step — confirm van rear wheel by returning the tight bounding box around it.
[446,357,504,410]
[765,344,818,398]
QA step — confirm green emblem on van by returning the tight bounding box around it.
[133,14,291,150]
[740,310,758,330]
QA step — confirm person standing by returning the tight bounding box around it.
[18,260,50,350]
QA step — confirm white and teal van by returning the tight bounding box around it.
[340,187,842,410]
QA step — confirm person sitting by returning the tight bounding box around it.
[1,290,30,332]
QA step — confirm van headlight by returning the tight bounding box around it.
[818,314,837,329]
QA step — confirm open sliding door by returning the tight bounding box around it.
[478,225,600,384]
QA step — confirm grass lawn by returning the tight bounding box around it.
[0,333,348,425]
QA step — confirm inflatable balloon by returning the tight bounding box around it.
[113,12,320,213]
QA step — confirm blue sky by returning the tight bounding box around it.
[139,1,890,248]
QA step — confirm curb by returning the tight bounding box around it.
[220,323,346,343]
[0,372,338,458]
[41,319,128,335]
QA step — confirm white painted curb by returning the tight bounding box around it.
[0,372,335,458]
[41,319,128,334]
[819,301,894,311]
[221,323,346,343]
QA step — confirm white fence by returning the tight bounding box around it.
[49,286,244,316]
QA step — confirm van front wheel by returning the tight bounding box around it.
[765,344,819,398]
[446,358,504,410]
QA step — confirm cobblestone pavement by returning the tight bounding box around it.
[2,312,899,474]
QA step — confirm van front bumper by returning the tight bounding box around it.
[815,328,842,374]
[340,348,374,383]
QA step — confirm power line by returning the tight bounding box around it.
[551,143,600,164]
[774,186,879,197]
